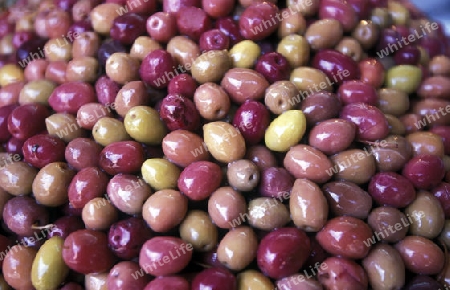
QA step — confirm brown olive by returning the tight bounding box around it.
[227,159,259,192]
[32,162,76,206]
[404,191,445,239]
[330,149,376,184]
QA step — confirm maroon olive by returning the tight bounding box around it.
[178,161,222,200]
[99,141,145,175]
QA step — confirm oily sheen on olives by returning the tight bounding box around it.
[0,0,449,289]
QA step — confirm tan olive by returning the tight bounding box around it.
[352,20,380,50]
[85,273,108,290]
[362,244,406,290]
[208,187,247,229]
[0,161,38,196]
[143,189,188,232]
[66,57,99,83]
[335,37,363,62]
[404,191,445,239]
[32,162,76,206]
[217,226,258,271]
[130,36,162,60]
[44,38,73,62]
[82,197,118,230]
[248,197,290,231]
[429,55,450,76]
[406,131,445,157]
[72,31,100,59]
[278,8,306,38]
[0,34,13,55]
[305,19,343,51]
[167,36,200,70]
[237,270,274,290]
[90,3,121,35]
[179,210,218,252]
[264,81,299,114]
[114,81,149,117]
[330,149,376,184]
[227,159,259,192]
[203,121,246,163]
[92,117,130,146]
[290,67,332,94]
[191,50,231,84]
[45,113,87,142]
[105,53,140,85]
[277,34,310,67]
[18,80,56,105]
[290,179,328,232]
[193,82,230,120]
[3,245,37,290]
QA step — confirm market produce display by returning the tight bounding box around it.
[0,0,450,289]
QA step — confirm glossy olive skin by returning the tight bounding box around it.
[318,257,369,290]
[31,237,69,290]
[395,236,444,275]
[99,141,144,175]
[367,206,409,243]
[362,244,405,290]
[290,179,328,232]
[316,216,373,259]
[322,181,372,219]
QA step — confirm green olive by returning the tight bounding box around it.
[385,65,422,94]
[92,117,130,146]
[31,236,69,290]
[141,158,180,190]
[124,106,167,145]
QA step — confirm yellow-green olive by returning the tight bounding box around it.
[31,236,69,290]
[141,158,180,190]
[385,65,422,94]
[92,117,130,146]
[265,110,306,152]
[229,40,261,69]
[19,80,56,105]
[277,35,310,68]
[124,106,167,145]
